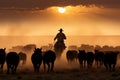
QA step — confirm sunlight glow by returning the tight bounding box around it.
[58,7,66,13]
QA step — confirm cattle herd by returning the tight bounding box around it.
[0,47,120,74]
[0,48,56,74]
[66,49,119,72]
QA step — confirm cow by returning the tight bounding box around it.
[6,52,19,74]
[31,48,42,73]
[43,50,56,72]
[0,48,6,73]
[66,50,78,63]
[78,50,87,68]
[94,50,104,68]
[104,51,119,72]
[18,52,27,65]
[86,52,94,68]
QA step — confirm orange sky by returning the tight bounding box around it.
[0,5,120,36]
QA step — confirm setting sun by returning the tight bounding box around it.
[58,7,66,13]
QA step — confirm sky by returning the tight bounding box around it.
[0,0,120,36]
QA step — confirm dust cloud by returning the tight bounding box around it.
[1,36,120,73]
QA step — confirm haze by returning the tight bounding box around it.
[0,5,120,36]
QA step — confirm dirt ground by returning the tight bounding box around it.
[1,67,120,80]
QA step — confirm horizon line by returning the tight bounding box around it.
[0,35,120,36]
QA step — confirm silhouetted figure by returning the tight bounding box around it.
[0,48,6,73]
[6,52,19,74]
[43,50,56,72]
[31,48,42,73]
[86,52,94,68]
[104,51,119,72]
[54,28,66,58]
[66,50,78,63]
[18,52,27,65]
[78,50,87,68]
[94,50,104,68]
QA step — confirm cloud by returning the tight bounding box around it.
[0,0,120,9]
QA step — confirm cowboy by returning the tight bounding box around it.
[54,28,66,49]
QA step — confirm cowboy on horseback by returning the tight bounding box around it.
[54,28,66,50]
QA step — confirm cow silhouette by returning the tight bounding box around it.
[6,52,19,74]
[0,48,6,73]
[86,52,94,68]
[66,50,78,63]
[78,50,87,68]
[94,50,104,68]
[104,51,119,72]
[43,50,56,72]
[31,48,42,73]
[18,52,27,65]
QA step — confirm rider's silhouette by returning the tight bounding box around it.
[54,28,66,49]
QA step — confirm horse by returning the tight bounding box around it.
[0,48,6,73]
[31,48,42,73]
[54,42,65,58]
[78,50,87,68]
[18,52,27,65]
[104,51,119,72]
[43,50,56,72]
[66,50,78,63]
[6,52,19,74]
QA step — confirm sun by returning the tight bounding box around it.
[58,7,66,13]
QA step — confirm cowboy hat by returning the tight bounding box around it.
[58,28,63,31]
